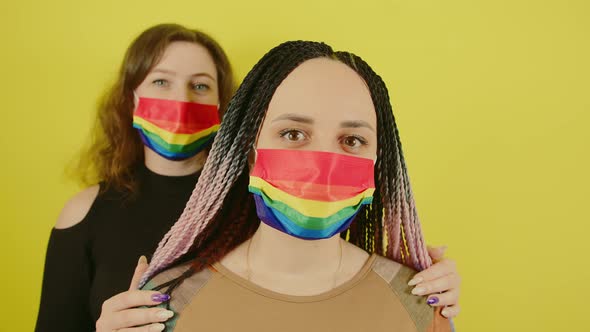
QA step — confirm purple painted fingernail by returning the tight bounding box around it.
[427,297,439,305]
[151,294,171,303]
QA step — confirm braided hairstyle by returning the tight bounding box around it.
[140,41,432,290]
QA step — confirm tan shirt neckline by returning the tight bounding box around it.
[211,254,377,303]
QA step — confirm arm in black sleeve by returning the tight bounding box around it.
[35,225,94,332]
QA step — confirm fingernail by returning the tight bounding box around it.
[408,277,423,286]
[138,255,148,265]
[151,293,171,302]
[156,310,174,319]
[427,297,439,305]
[149,323,166,332]
[411,286,426,295]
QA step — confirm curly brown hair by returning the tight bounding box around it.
[73,24,235,194]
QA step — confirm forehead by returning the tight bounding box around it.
[155,41,217,78]
[266,58,375,122]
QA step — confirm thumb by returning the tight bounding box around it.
[427,245,448,263]
[129,255,149,290]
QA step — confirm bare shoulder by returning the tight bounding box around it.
[54,185,100,229]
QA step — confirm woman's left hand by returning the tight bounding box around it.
[408,246,461,318]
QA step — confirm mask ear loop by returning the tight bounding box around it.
[248,120,263,172]
[247,145,257,173]
[132,91,140,113]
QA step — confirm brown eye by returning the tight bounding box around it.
[344,136,360,147]
[288,132,299,141]
[340,135,368,151]
[279,129,307,142]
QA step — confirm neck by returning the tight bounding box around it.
[248,223,342,276]
[144,147,207,176]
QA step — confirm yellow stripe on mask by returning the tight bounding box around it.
[249,176,375,218]
[133,116,220,145]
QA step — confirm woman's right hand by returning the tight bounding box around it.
[95,256,175,332]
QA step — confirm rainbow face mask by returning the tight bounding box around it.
[132,97,221,160]
[249,149,375,240]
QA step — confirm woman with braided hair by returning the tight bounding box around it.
[126,40,456,332]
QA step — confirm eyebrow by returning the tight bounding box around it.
[271,113,376,132]
[340,120,376,132]
[151,68,216,81]
[271,113,314,124]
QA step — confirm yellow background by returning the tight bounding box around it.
[1,0,588,331]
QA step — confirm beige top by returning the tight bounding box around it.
[144,255,451,332]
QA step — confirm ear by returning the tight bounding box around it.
[247,147,257,174]
[132,92,140,113]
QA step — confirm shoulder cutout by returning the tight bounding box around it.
[54,185,100,229]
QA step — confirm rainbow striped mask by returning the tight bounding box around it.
[249,149,375,240]
[132,97,220,160]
